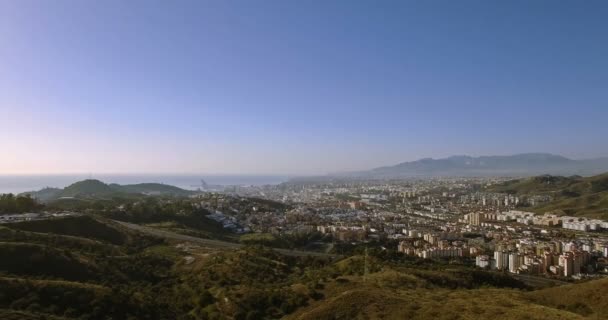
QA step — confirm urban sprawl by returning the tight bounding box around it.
[198,178,608,279]
[6,177,608,280]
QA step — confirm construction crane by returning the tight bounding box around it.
[190,179,208,190]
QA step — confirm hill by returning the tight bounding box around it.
[351,153,608,178]
[528,277,608,317]
[0,215,180,319]
[24,179,194,202]
[287,262,608,320]
[288,287,584,320]
[7,215,128,245]
[2,215,608,319]
[115,182,193,195]
[284,257,608,320]
[59,179,115,198]
[0,242,100,281]
[487,173,608,219]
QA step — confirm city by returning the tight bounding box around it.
[186,177,608,280]
[2,0,608,319]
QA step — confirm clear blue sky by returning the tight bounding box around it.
[1,0,607,175]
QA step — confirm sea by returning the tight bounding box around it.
[0,174,289,195]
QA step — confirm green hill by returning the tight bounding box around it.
[116,182,193,196]
[528,277,608,317]
[24,179,194,202]
[288,287,585,320]
[287,267,608,320]
[0,224,121,256]
[489,173,608,195]
[0,215,178,319]
[0,242,99,281]
[487,173,608,219]
[59,179,115,198]
[533,192,608,220]
[0,309,73,320]
[7,215,128,245]
[2,214,608,319]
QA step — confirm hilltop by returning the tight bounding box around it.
[351,153,608,178]
[23,179,194,202]
[287,273,608,319]
[487,173,608,219]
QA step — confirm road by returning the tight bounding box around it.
[511,273,570,288]
[114,220,339,258]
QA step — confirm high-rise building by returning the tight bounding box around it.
[542,252,555,273]
[494,251,509,270]
[559,253,574,277]
[468,212,483,226]
[509,253,521,273]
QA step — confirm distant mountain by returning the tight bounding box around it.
[353,153,608,178]
[23,179,194,202]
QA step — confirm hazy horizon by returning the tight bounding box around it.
[2,1,607,175]
[1,152,608,176]
[0,173,291,195]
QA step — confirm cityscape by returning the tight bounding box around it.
[2,0,608,319]
[192,178,608,279]
[4,174,608,283]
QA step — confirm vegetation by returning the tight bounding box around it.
[487,173,608,219]
[8,215,128,245]
[527,277,608,317]
[24,179,194,202]
[0,194,40,214]
[1,204,607,319]
[287,286,587,320]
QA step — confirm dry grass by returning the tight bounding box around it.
[286,270,608,320]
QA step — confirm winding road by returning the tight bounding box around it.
[113,220,339,258]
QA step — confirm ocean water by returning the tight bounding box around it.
[0,174,289,195]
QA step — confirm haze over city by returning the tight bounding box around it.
[1,0,607,175]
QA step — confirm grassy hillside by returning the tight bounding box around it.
[287,268,608,320]
[0,308,74,320]
[2,214,607,319]
[0,224,120,256]
[0,242,99,281]
[289,254,607,319]
[488,173,608,195]
[533,192,608,220]
[527,277,608,317]
[488,175,582,195]
[0,276,150,319]
[288,287,585,320]
[487,173,608,219]
[0,216,179,319]
[7,215,128,245]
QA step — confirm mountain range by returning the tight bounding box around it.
[351,153,608,178]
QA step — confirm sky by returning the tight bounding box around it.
[0,0,607,175]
